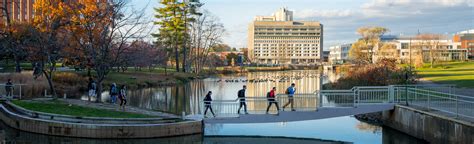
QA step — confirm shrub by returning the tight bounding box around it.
[324,58,417,89]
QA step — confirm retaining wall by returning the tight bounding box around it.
[382,105,473,144]
[0,104,202,138]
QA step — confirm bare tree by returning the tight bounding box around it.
[70,0,150,102]
[188,11,225,74]
[415,34,445,68]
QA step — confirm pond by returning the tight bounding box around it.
[79,70,427,143]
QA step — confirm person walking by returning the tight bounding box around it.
[203,91,216,117]
[87,78,97,102]
[5,79,13,99]
[109,83,118,104]
[266,87,280,114]
[283,83,296,111]
[237,85,248,114]
[119,85,127,111]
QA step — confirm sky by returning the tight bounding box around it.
[131,0,474,50]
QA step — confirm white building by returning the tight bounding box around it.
[248,8,323,65]
[377,35,468,63]
[329,44,352,64]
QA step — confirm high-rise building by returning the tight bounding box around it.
[248,7,323,65]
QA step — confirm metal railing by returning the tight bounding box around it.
[0,84,26,99]
[393,85,474,119]
[201,85,474,119]
[201,94,319,117]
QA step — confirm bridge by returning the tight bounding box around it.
[191,85,474,124]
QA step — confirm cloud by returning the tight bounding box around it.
[362,0,473,9]
[361,0,474,17]
[295,9,355,19]
[295,0,474,50]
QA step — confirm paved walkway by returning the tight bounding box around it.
[32,98,179,119]
[202,104,395,124]
[418,79,474,96]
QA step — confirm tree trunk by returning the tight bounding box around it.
[96,80,103,103]
[43,70,57,99]
[87,68,91,78]
[15,58,21,73]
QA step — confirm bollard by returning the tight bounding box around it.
[182,111,186,120]
[44,90,47,97]
[63,93,67,99]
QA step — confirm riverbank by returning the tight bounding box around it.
[0,99,202,138]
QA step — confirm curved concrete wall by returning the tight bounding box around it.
[382,105,474,144]
[0,105,202,138]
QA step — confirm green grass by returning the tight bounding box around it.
[416,61,474,88]
[11,100,156,118]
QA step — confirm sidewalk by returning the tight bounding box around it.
[418,79,474,96]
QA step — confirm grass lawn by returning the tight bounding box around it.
[11,100,156,118]
[416,61,474,88]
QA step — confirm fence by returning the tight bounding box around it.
[0,84,26,99]
[393,85,474,119]
[200,85,474,119]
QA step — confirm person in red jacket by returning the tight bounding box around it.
[266,87,280,114]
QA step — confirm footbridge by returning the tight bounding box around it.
[193,85,470,124]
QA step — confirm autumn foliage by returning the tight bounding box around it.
[324,59,417,89]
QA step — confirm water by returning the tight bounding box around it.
[60,70,427,143]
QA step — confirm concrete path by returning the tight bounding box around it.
[203,104,394,124]
[418,79,474,96]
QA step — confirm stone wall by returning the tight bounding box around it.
[0,105,203,138]
[382,105,474,144]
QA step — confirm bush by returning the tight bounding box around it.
[324,59,417,89]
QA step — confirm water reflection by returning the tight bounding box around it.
[0,121,350,144]
[81,70,325,115]
[0,120,425,144]
[205,116,426,144]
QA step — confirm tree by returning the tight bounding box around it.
[30,0,73,98]
[375,43,399,62]
[226,53,238,66]
[69,0,149,102]
[350,26,389,64]
[349,40,369,64]
[415,34,445,68]
[0,1,31,73]
[188,10,225,74]
[210,44,231,52]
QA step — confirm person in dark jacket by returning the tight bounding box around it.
[204,91,215,117]
[266,87,280,114]
[119,85,127,111]
[109,83,118,104]
[237,85,248,114]
[5,79,13,98]
[87,78,96,102]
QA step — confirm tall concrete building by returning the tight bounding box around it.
[248,8,323,65]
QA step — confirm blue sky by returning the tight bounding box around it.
[132,0,474,50]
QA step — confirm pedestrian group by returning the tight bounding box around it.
[203,83,297,118]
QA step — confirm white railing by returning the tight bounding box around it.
[393,85,474,119]
[201,85,474,119]
[0,84,26,99]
